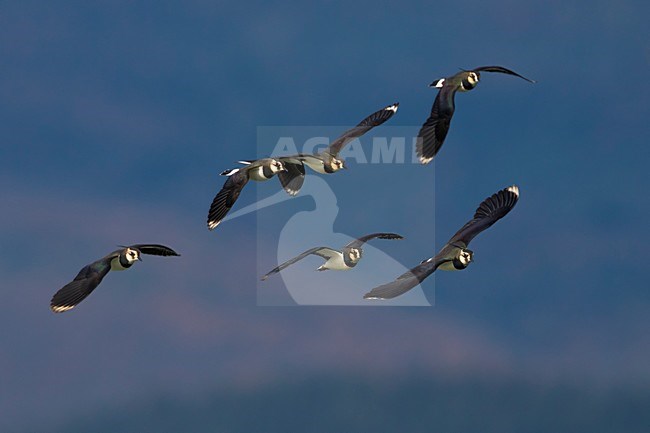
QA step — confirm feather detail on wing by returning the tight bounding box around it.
[416,88,455,164]
[261,247,339,281]
[345,232,404,250]
[449,185,520,246]
[363,258,445,300]
[473,66,535,83]
[129,244,180,256]
[207,171,249,230]
[277,161,306,196]
[50,260,112,313]
[325,103,399,157]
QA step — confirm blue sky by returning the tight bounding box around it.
[1,1,648,431]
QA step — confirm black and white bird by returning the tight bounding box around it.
[50,244,180,313]
[207,158,287,230]
[364,185,520,300]
[276,103,399,196]
[261,232,403,281]
[417,66,534,164]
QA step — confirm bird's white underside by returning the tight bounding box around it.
[302,158,328,174]
[110,256,130,271]
[320,252,352,271]
[437,261,458,271]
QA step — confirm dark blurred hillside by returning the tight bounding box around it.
[50,376,649,433]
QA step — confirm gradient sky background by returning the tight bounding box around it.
[1,1,648,432]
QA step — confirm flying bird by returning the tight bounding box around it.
[276,102,399,196]
[261,232,404,281]
[207,158,287,230]
[364,185,520,300]
[50,244,180,313]
[417,66,534,164]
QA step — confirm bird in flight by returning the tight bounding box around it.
[207,158,287,230]
[364,185,520,300]
[261,232,403,281]
[50,244,180,313]
[276,102,399,196]
[417,66,534,164]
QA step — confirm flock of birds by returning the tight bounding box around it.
[50,65,534,312]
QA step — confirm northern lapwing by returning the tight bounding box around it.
[417,66,534,164]
[50,244,180,313]
[261,232,403,280]
[276,102,399,196]
[364,185,520,300]
[207,158,287,230]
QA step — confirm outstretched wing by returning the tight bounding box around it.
[130,244,180,257]
[416,86,456,164]
[277,158,306,196]
[207,170,249,230]
[363,256,447,300]
[324,103,399,158]
[473,66,535,83]
[260,247,339,281]
[50,257,114,313]
[344,232,404,250]
[449,185,520,246]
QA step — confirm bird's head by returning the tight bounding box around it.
[124,248,142,264]
[269,159,287,173]
[330,157,346,171]
[457,248,474,267]
[460,71,480,91]
[346,247,362,264]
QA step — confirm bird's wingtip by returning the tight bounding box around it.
[50,304,74,313]
[507,185,520,196]
[220,168,240,176]
[385,102,399,112]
